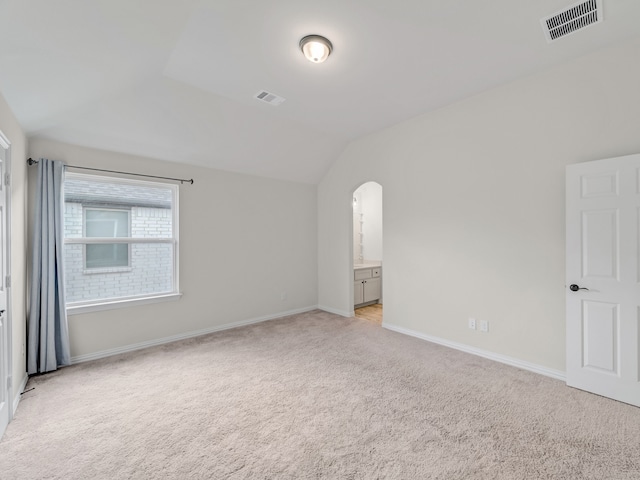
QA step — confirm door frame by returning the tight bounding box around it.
[0,130,13,431]
[350,181,383,315]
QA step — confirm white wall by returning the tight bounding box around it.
[352,190,363,263]
[358,182,383,262]
[28,138,318,359]
[318,38,640,371]
[0,92,28,407]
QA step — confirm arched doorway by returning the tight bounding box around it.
[352,181,383,324]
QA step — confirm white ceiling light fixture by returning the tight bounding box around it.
[299,35,333,63]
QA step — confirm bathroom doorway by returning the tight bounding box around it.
[352,182,383,324]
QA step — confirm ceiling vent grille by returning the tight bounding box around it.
[541,0,603,42]
[254,90,286,106]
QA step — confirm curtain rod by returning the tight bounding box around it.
[26,158,194,185]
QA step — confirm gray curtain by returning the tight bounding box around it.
[28,158,70,374]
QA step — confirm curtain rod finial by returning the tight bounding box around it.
[27,158,38,166]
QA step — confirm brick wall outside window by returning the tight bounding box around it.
[64,202,173,303]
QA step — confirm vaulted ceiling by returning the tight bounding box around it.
[1,0,639,183]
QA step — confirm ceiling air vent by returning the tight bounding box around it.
[254,90,286,106]
[541,0,603,43]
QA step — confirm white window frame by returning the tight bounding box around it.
[82,206,132,272]
[64,172,181,315]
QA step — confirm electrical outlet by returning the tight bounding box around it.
[280,292,287,301]
[480,320,489,332]
[468,317,476,330]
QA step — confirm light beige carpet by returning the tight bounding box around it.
[1,310,639,479]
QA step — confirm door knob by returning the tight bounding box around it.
[569,284,589,292]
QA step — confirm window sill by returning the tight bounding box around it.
[82,267,133,275]
[66,292,182,316]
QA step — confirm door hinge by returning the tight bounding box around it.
[5,275,10,287]
[4,173,9,186]
[6,375,11,390]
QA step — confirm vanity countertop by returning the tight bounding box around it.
[353,263,382,270]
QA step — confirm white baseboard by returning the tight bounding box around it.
[318,305,354,317]
[71,305,319,364]
[382,322,566,381]
[12,373,28,415]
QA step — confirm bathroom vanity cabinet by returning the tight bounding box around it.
[354,266,381,306]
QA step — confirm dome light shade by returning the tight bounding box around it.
[299,35,332,63]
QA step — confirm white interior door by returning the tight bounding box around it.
[566,154,640,407]
[0,143,9,437]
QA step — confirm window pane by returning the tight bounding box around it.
[86,210,129,238]
[64,243,174,303]
[63,173,178,306]
[65,177,172,239]
[86,244,129,269]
